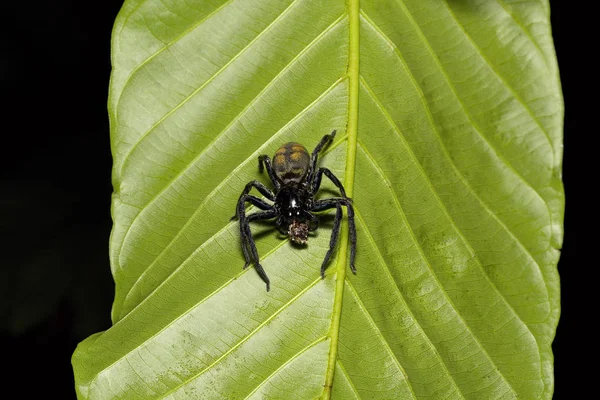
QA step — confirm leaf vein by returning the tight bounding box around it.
[155,278,322,399]
[353,209,464,398]
[88,238,292,391]
[359,42,550,329]
[360,61,550,340]
[112,0,235,123]
[116,11,346,273]
[345,279,418,399]
[357,139,518,397]
[242,336,329,400]
[440,0,554,158]
[360,8,549,214]
[336,360,362,400]
[494,0,550,70]
[116,0,298,174]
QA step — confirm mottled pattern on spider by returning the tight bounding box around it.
[231,130,356,291]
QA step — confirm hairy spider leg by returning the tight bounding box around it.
[235,194,277,291]
[311,198,357,275]
[231,180,276,221]
[244,210,278,291]
[318,203,343,278]
[258,155,281,190]
[310,167,347,198]
[307,130,336,180]
[306,211,319,231]
[235,194,272,262]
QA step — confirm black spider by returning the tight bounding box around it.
[231,130,357,291]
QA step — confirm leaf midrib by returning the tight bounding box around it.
[322,0,360,397]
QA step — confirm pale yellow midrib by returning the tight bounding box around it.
[321,0,360,398]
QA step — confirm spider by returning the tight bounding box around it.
[231,130,357,291]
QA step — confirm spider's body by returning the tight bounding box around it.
[232,130,356,291]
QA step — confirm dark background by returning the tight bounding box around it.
[1,1,579,398]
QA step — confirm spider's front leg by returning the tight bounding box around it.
[306,211,319,231]
[310,198,356,277]
[235,194,271,263]
[234,194,277,291]
[230,181,275,221]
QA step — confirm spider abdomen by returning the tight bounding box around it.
[272,142,310,184]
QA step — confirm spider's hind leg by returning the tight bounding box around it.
[258,155,281,191]
[312,130,336,159]
[307,130,336,179]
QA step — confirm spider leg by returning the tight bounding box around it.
[305,211,319,231]
[319,203,343,278]
[274,217,288,236]
[310,167,347,198]
[235,193,272,221]
[231,181,275,220]
[243,210,278,291]
[236,196,277,291]
[234,194,273,265]
[307,130,336,180]
[258,155,281,191]
[311,198,356,275]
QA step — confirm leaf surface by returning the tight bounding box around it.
[73,0,563,398]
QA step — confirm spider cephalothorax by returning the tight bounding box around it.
[231,130,357,291]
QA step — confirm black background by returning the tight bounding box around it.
[1,1,579,398]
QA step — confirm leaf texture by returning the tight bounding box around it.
[72,0,563,399]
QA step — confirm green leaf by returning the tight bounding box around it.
[72,0,564,398]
